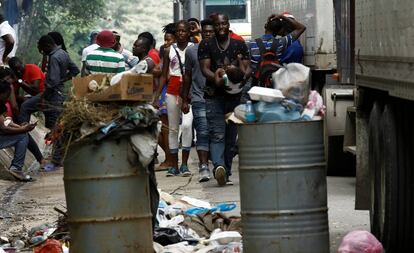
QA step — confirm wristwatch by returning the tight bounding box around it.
[18,79,23,84]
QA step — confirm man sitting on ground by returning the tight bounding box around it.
[9,57,45,103]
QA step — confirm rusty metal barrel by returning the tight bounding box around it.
[64,137,153,253]
[238,121,329,253]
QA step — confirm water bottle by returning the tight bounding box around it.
[245,100,256,123]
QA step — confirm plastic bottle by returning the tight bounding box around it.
[245,100,256,123]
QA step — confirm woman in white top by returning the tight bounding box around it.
[154,20,194,177]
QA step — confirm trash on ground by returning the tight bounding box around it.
[208,229,242,245]
[338,230,383,253]
[33,239,63,253]
[181,196,211,209]
[154,192,243,252]
[185,203,237,216]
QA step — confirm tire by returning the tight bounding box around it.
[368,102,382,237]
[398,100,414,252]
[379,103,399,251]
[371,99,414,252]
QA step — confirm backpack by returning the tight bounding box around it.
[253,38,282,88]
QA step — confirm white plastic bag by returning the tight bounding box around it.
[130,132,158,168]
[109,59,148,86]
[272,63,310,105]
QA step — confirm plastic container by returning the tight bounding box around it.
[248,86,284,103]
[245,101,256,123]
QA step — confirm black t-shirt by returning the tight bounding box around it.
[198,37,250,97]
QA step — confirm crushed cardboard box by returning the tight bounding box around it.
[72,74,153,102]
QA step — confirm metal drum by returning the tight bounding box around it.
[238,121,329,253]
[64,137,153,253]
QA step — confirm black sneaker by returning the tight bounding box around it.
[226,178,234,186]
[179,165,192,177]
[214,166,227,186]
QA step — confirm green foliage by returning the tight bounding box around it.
[17,0,106,65]
[97,0,173,52]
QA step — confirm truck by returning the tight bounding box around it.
[251,0,355,175]
[353,0,414,251]
[253,0,414,251]
[174,0,251,40]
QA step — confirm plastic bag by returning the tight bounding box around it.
[272,63,310,105]
[301,90,326,120]
[110,60,148,86]
[338,230,383,253]
[254,101,301,123]
[33,239,63,253]
[154,227,184,246]
[209,229,242,246]
[130,132,158,168]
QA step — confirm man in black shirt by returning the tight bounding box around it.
[199,14,251,186]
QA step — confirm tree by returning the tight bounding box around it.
[17,0,106,64]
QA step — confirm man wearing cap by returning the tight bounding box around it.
[85,30,125,75]
[81,31,99,76]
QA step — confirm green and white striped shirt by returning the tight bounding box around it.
[85,47,125,74]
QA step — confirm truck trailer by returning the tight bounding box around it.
[354,0,414,251]
[253,0,414,251]
[174,0,251,40]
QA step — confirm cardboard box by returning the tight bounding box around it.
[72,74,153,102]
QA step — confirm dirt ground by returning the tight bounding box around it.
[0,149,369,252]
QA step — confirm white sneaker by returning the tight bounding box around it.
[198,164,211,183]
[9,167,32,182]
[214,166,227,186]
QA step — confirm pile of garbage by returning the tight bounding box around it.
[0,192,243,253]
[153,191,243,253]
[58,99,159,151]
[231,63,326,124]
[0,208,69,253]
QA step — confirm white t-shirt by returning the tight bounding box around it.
[0,21,17,64]
[168,42,193,77]
[81,43,99,62]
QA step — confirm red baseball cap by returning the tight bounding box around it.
[282,11,295,19]
[96,30,116,48]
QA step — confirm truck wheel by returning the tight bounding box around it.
[397,100,414,251]
[368,102,382,237]
[379,103,399,251]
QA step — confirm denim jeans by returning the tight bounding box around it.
[18,91,64,164]
[0,133,29,170]
[192,101,209,152]
[18,92,64,129]
[205,95,240,176]
[28,134,43,162]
